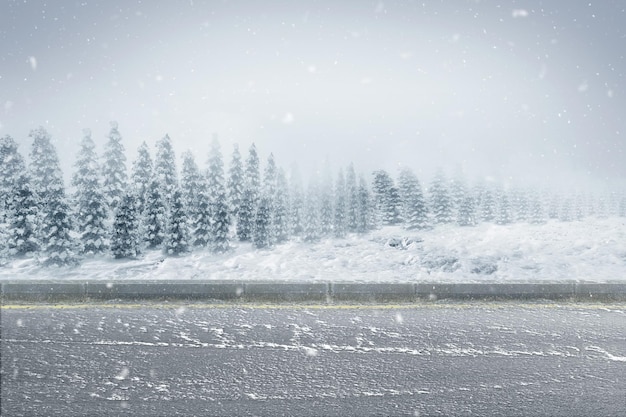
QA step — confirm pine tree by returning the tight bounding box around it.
[237,187,256,241]
[131,141,153,214]
[560,198,573,222]
[227,144,244,218]
[619,191,626,217]
[496,192,512,225]
[40,196,80,266]
[71,129,108,255]
[528,192,545,224]
[398,168,429,230]
[254,195,273,248]
[29,127,78,266]
[574,193,586,221]
[102,121,128,211]
[333,169,347,238]
[0,135,27,221]
[449,167,468,217]
[207,137,230,252]
[154,134,178,206]
[261,153,278,244]
[7,173,40,256]
[480,188,496,223]
[190,179,212,248]
[164,189,190,255]
[29,127,64,209]
[512,188,529,222]
[457,195,476,227]
[303,181,321,242]
[144,179,167,248]
[428,169,453,224]
[111,193,141,259]
[547,193,561,220]
[245,143,261,202]
[372,170,402,226]
[237,144,260,241]
[289,167,305,237]
[346,163,359,233]
[319,161,334,236]
[180,151,202,214]
[356,176,372,233]
[273,169,290,243]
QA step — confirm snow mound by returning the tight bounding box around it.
[1,218,626,283]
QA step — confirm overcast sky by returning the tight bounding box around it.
[1,0,624,187]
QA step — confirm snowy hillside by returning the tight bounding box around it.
[2,218,625,283]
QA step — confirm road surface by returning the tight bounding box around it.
[1,302,625,416]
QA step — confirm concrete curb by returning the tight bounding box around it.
[1,280,626,302]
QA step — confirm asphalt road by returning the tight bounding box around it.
[1,302,625,416]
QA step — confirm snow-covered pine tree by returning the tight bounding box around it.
[559,197,573,222]
[457,195,477,227]
[164,189,190,255]
[356,175,372,233]
[585,192,596,218]
[398,168,429,230]
[0,135,26,221]
[29,127,64,209]
[449,167,468,218]
[29,127,79,266]
[346,163,359,233]
[608,191,620,217]
[617,190,626,217]
[144,179,167,248]
[154,134,178,207]
[237,187,256,241]
[428,169,453,224]
[71,129,108,255]
[39,195,80,266]
[596,193,608,218]
[333,168,347,238]
[227,144,244,219]
[318,161,334,236]
[289,167,305,237]
[131,141,153,214]
[372,170,403,226]
[254,195,273,248]
[236,144,261,241]
[273,169,290,243]
[180,151,203,221]
[207,137,231,252]
[512,188,529,222]
[547,192,561,220]
[7,173,40,256]
[303,180,321,242]
[102,121,128,211]
[574,193,586,221]
[471,182,486,222]
[190,178,212,248]
[261,153,278,244]
[496,191,512,225]
[480,187,496,223]
[528,191,545,224]
[111,193,141,259]
[372,170,390,227]
[245,143,261,201]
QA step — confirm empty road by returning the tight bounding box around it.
[1,302,625,416]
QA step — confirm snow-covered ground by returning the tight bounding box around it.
[2,218,626,282]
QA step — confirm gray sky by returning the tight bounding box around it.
[1,0,625,188]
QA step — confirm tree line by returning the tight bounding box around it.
[1,122,625,266]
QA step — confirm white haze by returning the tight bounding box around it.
[0,1,625,189]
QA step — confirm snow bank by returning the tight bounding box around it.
[1,218,625,283]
